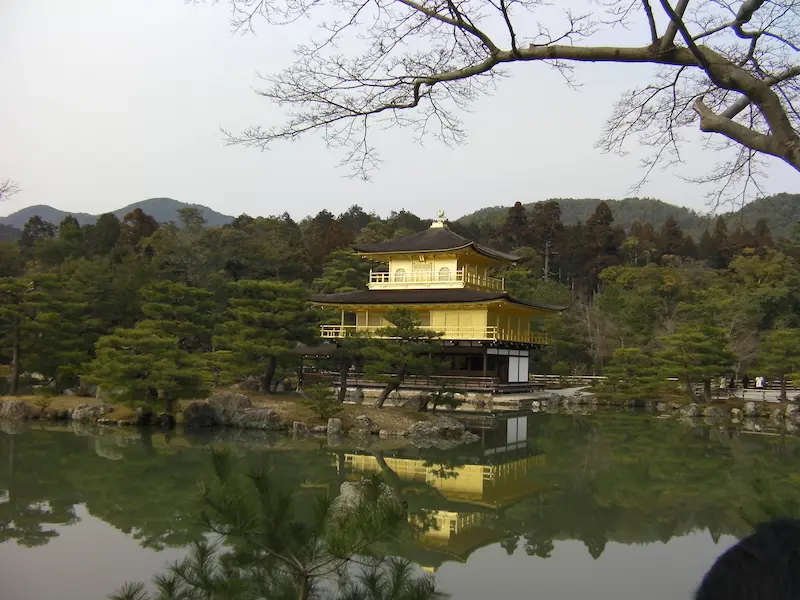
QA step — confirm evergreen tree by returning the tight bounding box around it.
[680,235,698,259]
[655,325,734,403]
[111,452,443,600]
[337,204,373,235]
[367,308,442,408]
[329,331,371,403]
[139,281,216,352]
[313,249,373,294]
[0,275,92,393]
[302,209,355,274]
[500,202,529,249]
[658,216,686,256]
[697,229,715,261]
[753,218,774,253]
[756,329,800,401]
[710,218,731,268]
[528,200,564,278]
[84,213,121,256]
[214,280,319,392]
[584,201,623,292]
[85,325,209,412]
[19,216,56,257]
[595,347,660,402]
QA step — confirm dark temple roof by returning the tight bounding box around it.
[310,289,567,312]
[353,226,520,262]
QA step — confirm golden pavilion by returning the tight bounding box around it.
[308,212,566,393]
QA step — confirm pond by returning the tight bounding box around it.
[1,413,799,600]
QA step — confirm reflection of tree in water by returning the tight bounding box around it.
[0,430,79,547]
[111,451,446,600]
[4,414,800,572]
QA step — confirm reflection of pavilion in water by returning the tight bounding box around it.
[337,415,545,570]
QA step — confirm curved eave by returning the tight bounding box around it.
[354,242,520,264]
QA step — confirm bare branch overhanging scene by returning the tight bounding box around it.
[218,0,798,205]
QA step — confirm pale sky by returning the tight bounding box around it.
[1,0,797,221]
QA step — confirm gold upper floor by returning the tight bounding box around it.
[367,251,505,292]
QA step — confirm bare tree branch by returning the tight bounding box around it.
[0,179,20,201]
[217,0,800,204]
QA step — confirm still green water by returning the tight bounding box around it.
[1,414,799,600]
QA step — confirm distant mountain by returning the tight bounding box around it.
[458,193,800,239]
[0,197,235,229]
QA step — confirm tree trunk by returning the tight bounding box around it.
[683,374,693,399]
[375,368,405,409]
[780,374,787,402]
[337,361,348,403]
[702,379,712,404]
[297,574,310,600]
[164,396,175,415]
[261,356,277,393]
[9,323,20,395]
[375,381,398,409]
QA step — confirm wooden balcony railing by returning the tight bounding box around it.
[369,269,504,291]
[319,324,549,345]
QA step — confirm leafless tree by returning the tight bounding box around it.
[217,0,799,205]
[0,179,20,201]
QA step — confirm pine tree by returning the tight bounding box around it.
[313,249,373,294]
[214,280,319,392]
[367,308,442,408]
[85,325,209,412]
[0,275,92,394]
[757,329,800,401]
[595,347,660,402]
[655,325,734,403]
[111,452,443,600]
[139,281,216,352]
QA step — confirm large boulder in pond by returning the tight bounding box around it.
[354,415,378,433]
[232,407,281,430]
[328,417,343,435]
[71,403,115,422]
[207,392,252,425]
[405,420,441,438]
[744,401,757,416]
[183,401,220,429]
[432,416,465,437]
[0,400,32,421]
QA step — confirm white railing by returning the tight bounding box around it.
[369,269,504,291]
[319,324,548,345]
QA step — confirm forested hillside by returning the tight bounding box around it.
[1,200,799,408]
[459,193,800,240]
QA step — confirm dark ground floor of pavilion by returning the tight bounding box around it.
[296,340,547,393]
